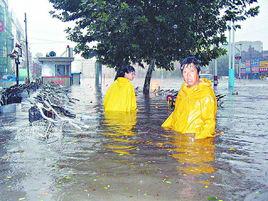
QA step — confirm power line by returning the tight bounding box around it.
[30,37,71,43]
[30,41,70,45]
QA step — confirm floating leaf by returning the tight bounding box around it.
[207,196,218,201]
[228,147,236,151]
[104,184,110,190]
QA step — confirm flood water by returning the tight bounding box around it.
[0,78,267,201]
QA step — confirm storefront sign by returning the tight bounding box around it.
[0,21,4,32]
[260,61,268,68]
[245,60,251,67]
[251,66,259,73]
[259,67,268,72]
[240,68,246,74]
[251,59,260,67]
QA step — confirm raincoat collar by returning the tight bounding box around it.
[116,77,131,83]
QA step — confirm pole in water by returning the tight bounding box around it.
[24,13,30,83]
[228,21,235,92]
[213,57,218,90]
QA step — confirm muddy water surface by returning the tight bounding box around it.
[0,78,267,201]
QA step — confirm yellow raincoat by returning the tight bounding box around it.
[104,77,137,112]
[162,78,217,139]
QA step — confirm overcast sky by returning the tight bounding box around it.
[8,0,268,57]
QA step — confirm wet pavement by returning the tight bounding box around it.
[0,78,267,201]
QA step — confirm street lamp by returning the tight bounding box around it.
[8,43,22,86]
[234,43,242,79]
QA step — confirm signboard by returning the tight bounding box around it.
[251,59,260,67]
[259,61,268,73]
[0,21,4,32]
[260,61,268,68]
[240,68,246,74]
[235,56,241,60]
[246,67,251,74]
[251,66,259,73]
[245,60,251,67]
[259,67,268,72]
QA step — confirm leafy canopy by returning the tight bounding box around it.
[49,0,259,69]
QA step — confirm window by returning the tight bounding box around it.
[56,64,66,76]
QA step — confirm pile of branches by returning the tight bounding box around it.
[28,82,88,133]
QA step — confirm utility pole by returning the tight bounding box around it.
[228,21,235,92]
[213,58,218,89]
[24,13,30,83]
[95,61,102,87]
[239,43,242,79]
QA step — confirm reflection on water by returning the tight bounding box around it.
[103,111,137,155]
[0,78,268,201]
[162,134,215,175]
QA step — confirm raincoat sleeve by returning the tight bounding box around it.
[161,111,174,128]
[103,83,116,108]
[196,95,217,139]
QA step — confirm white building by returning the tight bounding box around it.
[235,41,263,52]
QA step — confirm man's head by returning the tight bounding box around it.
[180,56,201,87]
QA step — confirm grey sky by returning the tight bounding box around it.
[9,0,73,57]
[9,0,268,57]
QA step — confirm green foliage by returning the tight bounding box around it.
[49,0,259,69]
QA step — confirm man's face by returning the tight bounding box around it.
[182,63,199,87]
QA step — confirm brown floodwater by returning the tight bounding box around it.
[0,77,267,201]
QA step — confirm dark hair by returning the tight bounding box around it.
[180,56,201,74]
[114,65,135,80]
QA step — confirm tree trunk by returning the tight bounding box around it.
[143,59,155,95]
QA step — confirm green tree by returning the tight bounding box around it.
[49,0,259,94]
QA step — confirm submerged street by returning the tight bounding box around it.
[0,78,267,201]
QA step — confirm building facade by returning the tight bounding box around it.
[0,0,31,88]
[236,41,263,53]
[0,0,13,78]
[38,48,74,86]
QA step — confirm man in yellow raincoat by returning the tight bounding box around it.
[162,56,217,139]
[104,65,137,112]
